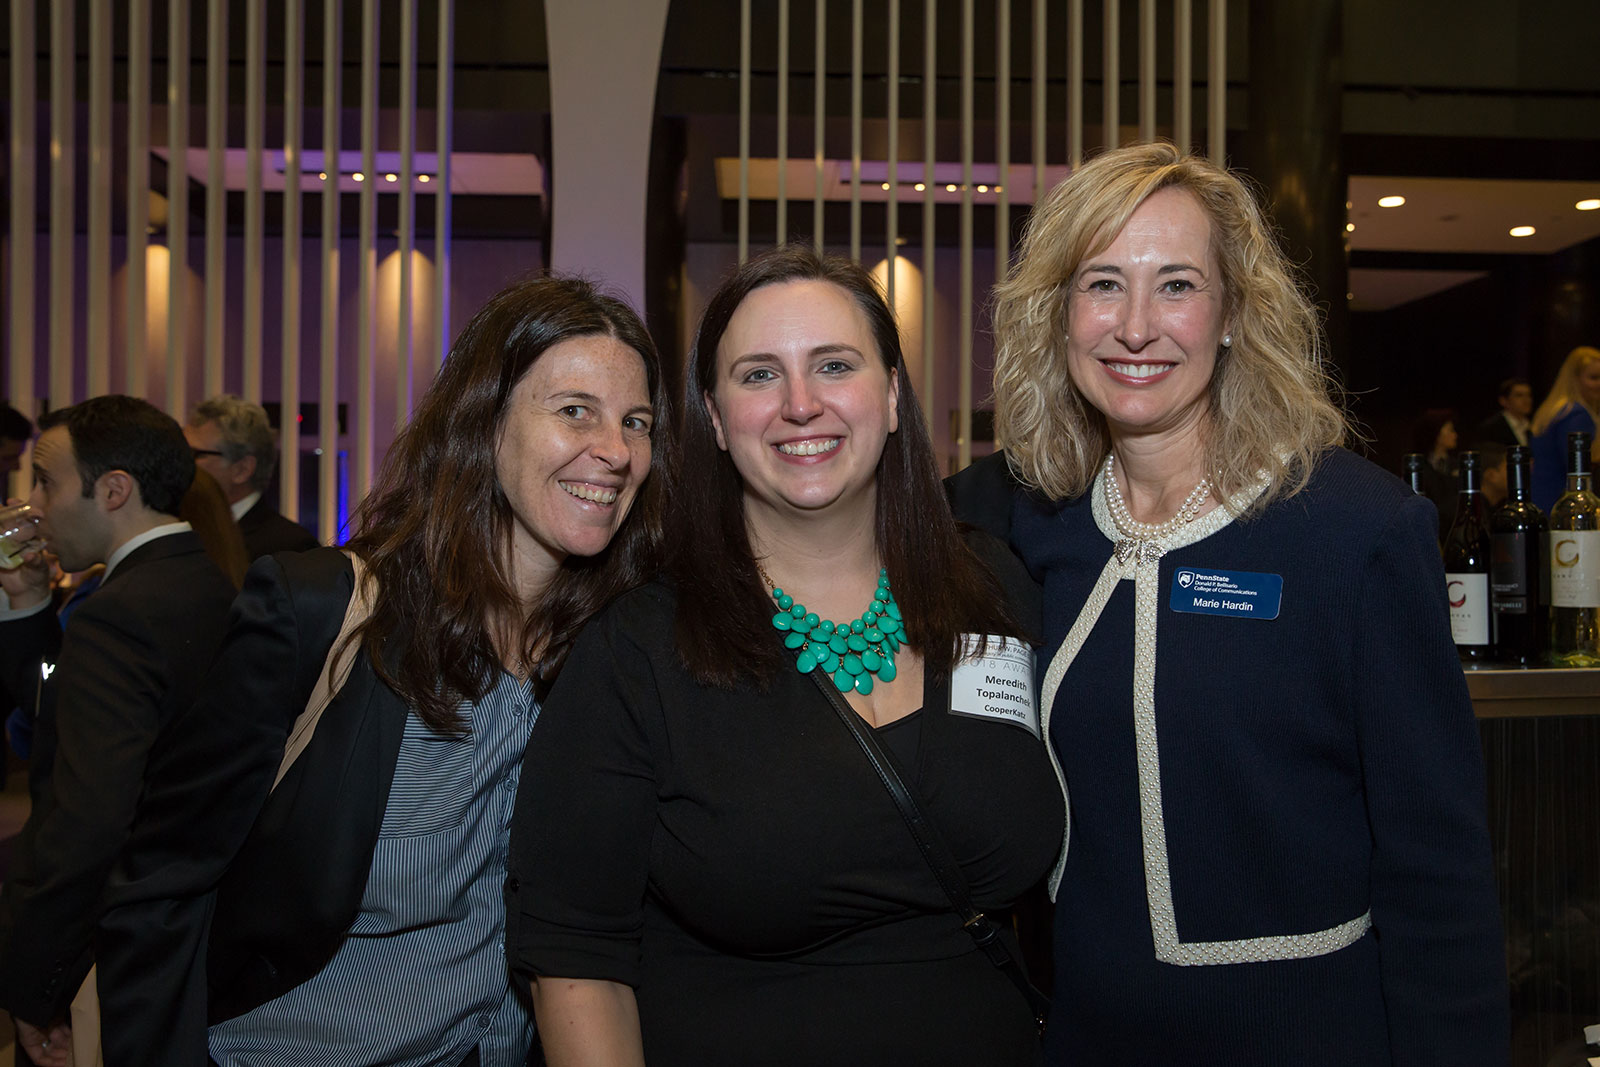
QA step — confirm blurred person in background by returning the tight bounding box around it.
[1410,407,1460,534]
[1530,345,1600,512]
[185,395,319,559]
[1473,377,1532,448]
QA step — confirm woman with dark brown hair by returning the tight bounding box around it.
[507,247,1062,1066]
[94,276,674,1067]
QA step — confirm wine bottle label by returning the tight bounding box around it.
[1445,572,1490,645]
[1490,532,1530,613]
[1550,530,1600,608]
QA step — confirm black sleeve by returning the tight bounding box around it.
[506,600,663,989]
[944,451,1023,543]
[0,594,168,1025]
[94,554,340,1067]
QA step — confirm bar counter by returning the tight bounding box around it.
[1468,665,1600,1065]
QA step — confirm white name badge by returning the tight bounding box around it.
[949,634,1039,738]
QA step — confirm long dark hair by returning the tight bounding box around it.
[346,276,675,733]
[673,246,1017,688]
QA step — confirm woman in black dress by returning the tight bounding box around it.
[507,247,1062,1066]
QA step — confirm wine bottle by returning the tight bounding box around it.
[1443,450,1492,661]
[1490,445,1546,666]
[1549,431,1600,666]
[1402,452,1429,497]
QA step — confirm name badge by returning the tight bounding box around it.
[949,634,1039,738]
[1169,567,1283,620]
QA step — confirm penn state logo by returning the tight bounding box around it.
[1177,570,1195,589]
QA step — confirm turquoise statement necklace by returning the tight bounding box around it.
[761,565,903,695]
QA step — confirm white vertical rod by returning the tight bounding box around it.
[1101,0,1118,151]
[775,0,789,245]
[319,0,343,544]
[243,0,265,403]
[1068,0,1083,166]
[958,0,973,472]
[127,0,150,398]
[996,0,1010,274]
[920,0,935,429]
[204,0,228,398]
[1032,0,1045,200]
[737,0,750,263]
[167,0,190,418]
[281,0,304,520]
[1139,0,1156,141]
[848,0,862,263]
[356,0,379,500]
[812,0,826,251]
[87,0,113,399]
[49,0,75,410]
[434,0,454,370]
[885,0,898,306]
[9,0,36,433]
[1175,0,1192,151]
[1208,0,1226,162]
[397,0,417,426]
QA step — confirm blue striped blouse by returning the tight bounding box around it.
[208,672,539,1066]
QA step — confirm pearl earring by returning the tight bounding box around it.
[1221,333,1233,348]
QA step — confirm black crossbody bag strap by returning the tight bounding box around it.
[809,671,1050,1031]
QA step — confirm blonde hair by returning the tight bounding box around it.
[992,141,1347,511]
[1531,345,1600,436]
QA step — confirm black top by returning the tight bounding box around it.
[506,539,1061,1066]
[238,496,320,559]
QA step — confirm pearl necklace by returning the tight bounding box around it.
[1102,455,1212,566]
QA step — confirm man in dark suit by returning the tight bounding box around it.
[0,396,237,1066]
[1473,378,1533,448]
[184,395,319,559]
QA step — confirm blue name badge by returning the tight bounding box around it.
[1169,567,1283,620]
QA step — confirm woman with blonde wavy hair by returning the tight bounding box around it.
[952,141,1507,1065]
[1529,344,1600,511]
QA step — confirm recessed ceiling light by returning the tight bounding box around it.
[1345,223,1355,232]
[881,182,891,191]
[385,173,398,183]
[977,184,989,193]
[1509,225,1536,237]
[994,185,1002,192]
[418,174,430,183]
[317,172,327,181]
[914,182,925,192]
[945,183,957,192]
[1578,198,1600,211]
[1378,195,1406,208]
[352,172,365,182]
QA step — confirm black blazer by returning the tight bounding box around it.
[1471,411,1527,449]
[238,497,320,559]
[945,450,1026,543]
[0,532,237,1026]
[95,546,410,1067]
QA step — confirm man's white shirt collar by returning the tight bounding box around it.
[231,491,262,522]
[103,522,193,582]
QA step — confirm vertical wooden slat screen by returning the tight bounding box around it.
[995,0,1010,274]
[435,0,456,372]
[243,0,265,402]
[1175,0,1192,152]
[398,0,419,427]
[319,0,344,544]
[204,0,228,399]
[1101,0,1118,152]
[1139,0,1156,142]
[1032,0,1045,204]
[775,0,789,246]
[848,0,862,263]
[127,0,150,398]
[1067,0,1083,166]
[8,0,35,441]
[1209,0,1226,162]
[355,0,380,499]
[812,0,825,254]
[737,0,750,264]
[884,0,899,307]
[167,0,190,418]
[49,0,74,411]
[281,0,305,519]
[956,0,974,472]
[919,0,935,429]
[87,1,113,399]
